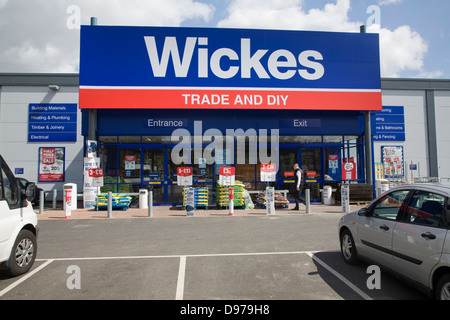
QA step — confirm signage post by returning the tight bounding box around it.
[219,167,236,215]
[341,184,350,213]
[83,157,100,209]
[177,167,194,216]
[266,187,275,215]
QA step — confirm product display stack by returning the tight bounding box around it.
[94,193,133,210]
[182,187,209,209]
[216,180,246,209]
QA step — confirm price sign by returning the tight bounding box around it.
[219,167,235,186]
[177,167,193,186]
[88,168,103,187]
[261,163,277,182]
[88,168,103,178]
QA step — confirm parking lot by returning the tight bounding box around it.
[0,210,429,302]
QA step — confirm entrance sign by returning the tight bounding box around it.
[80,26,381,111]
[219,166,235,186]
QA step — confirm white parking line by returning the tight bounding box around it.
[306,252,373,300]
[175,256,186,300]
[23,251,370,300]
[0,259,54,298]
[36,250,317,262]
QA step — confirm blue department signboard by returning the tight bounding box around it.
[28,104,78,142]
[373,106,405,141]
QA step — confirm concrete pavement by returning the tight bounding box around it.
[35,203,364,220]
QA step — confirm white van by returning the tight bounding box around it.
[0,155,38,277]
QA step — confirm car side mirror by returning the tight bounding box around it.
[25,182,36,202]
[358,207,370,216]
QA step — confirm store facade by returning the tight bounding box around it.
[79,25,382,204]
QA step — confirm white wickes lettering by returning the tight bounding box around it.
[144,36,325,81]
[144,36,196,77]
[298,50,325,80]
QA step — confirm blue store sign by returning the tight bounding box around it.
[80,26,381,111]
[373,106,405,142]
[28,103,78,142]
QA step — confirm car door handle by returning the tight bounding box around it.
[380,225,390,231]
[421,232,436,240]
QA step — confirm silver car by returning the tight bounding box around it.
[338,183,450,300]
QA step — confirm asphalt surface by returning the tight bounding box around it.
[0,211,429,302]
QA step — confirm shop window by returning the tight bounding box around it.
[119,136,141,144]
[98,136,117,144]
[323,136,343,143]
[344,136,359,143]
[279,136,322,143]
[119,148,141,184]
[143,136,180,144]
[99,145,118,183]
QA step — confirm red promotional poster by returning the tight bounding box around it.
[342,161,357,181]
[39,147,65,182]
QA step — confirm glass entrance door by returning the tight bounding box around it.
[143,149,165,204]
[300,148,323,202]
[278,148,298,204]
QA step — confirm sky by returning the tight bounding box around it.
[0,0,448,79]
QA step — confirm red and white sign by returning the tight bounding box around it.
[284,171,295,177]
[177,167,193,186]
[306,171,317,177]
[125,155,136,170]
[88,168,104,187]
[261,163,277,182]
[39,147,64,182]
[88,168,103,178]
[219,167,235,186]
[328,155,339,169]
[342,161,357,181]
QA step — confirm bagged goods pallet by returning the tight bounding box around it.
[182,187,209,209]
[94,193,133,210]
[216,180,245,209]
[256,191,290,209]
[336,183,373,204]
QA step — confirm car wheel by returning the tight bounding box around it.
[340,229,360,265]
[5,230,37,277]
[436,274,450,300]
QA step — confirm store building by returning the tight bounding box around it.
[1,25,449,206]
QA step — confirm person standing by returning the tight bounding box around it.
[292,163,306,210]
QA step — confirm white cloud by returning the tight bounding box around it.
[367,24,428,77]
[217,0,437,79]
[378,0,402,6]
[218,0,359,32]
[0,0,440,79]
[0,0,214,73]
